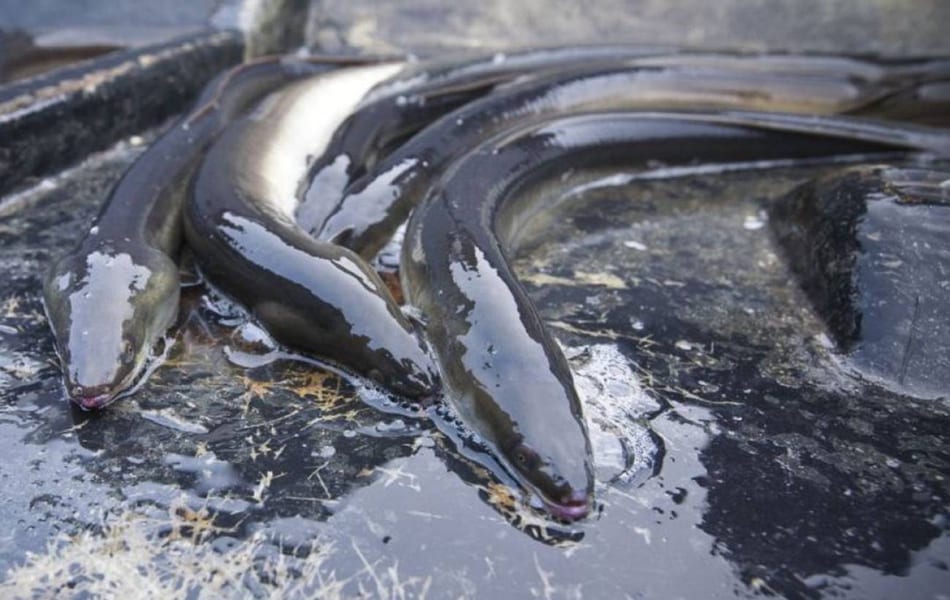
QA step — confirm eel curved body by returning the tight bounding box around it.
[184,62,440,400]
[296,45,674,231]
[300,47,950,237]
[321,64,950,258]
[42,55,355,409]
[401,112,950,520]
[297,46,950,232]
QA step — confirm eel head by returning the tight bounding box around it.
[42,244,179,409]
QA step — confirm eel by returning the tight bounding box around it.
[298,48,950,235]
[319,64,950,258]
[184,62,440,400]
[401,112,950,520]
[295,45,674,231]
[42,54,378,409]
[864,80,950,126]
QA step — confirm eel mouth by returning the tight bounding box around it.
[65,341,162,410]
[71,392,116,410]
[542,489,591,522]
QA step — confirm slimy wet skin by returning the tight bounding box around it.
[295,45,681,230]
[44,246,177,409]
[299,47,950,241]
[319,61,950,259]
[42,55,368,409]
[184,63,439,399]
[401,112,950,520]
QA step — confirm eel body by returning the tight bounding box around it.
[42,55,368,409]
[298,47,950,238]
[295,45,680,231]
[321,64,950,258]
[185,62,440,399]
[401,112,949,520]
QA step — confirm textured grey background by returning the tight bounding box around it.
[1,0,946,55]
[307,0,949,55]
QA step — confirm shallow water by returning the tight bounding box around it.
[1,130,947,597]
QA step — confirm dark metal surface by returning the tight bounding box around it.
[771,166,950,399]
[0,29,242,197]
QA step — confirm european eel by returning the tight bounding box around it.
[295,45,679,231]
[320,63,950,258]
[184,62,440,399]
[42,54,379,409]
[299,48,950,238]
[401,112,950,521]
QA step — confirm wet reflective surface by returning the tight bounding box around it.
[2,0,950,596]
[2,131,948,595]
[771,166,950,399]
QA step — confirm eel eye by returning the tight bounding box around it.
[513,444,540,471]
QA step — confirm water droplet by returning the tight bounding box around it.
[743,213,766,230]
[315,445,336,458]
[623,240,647,251]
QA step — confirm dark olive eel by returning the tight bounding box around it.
[41,55,372,410]
[184,63,439,399]
[401,112,950,521]
[295,45,676,231]
[322,63,950,258]
[298,47,950,237]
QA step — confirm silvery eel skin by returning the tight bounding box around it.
[322,63,950,258]
[184,63,439,399]
[42,55,375,410]
[302,46,885,230]
[295,45,677,231]
[299,47,950,237]
[402,112,949,521]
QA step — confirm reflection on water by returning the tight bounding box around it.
[0,129,948,597]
